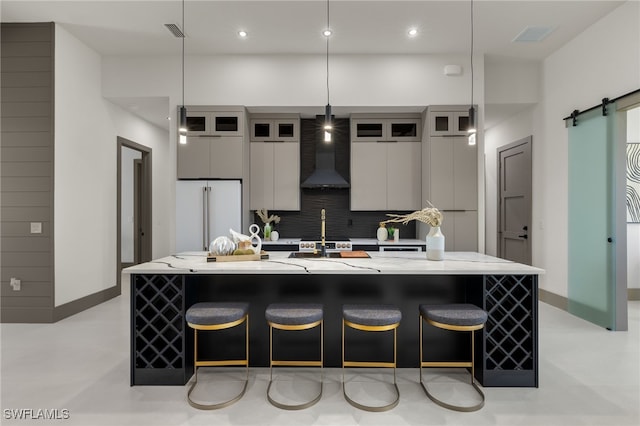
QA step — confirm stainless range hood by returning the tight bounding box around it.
[301,118,350,189]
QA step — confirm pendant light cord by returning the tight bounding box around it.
[326,0,330,106]
[182,0,185,108]
[470,0,474,108]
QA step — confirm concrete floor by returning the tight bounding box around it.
[1,275,638,426]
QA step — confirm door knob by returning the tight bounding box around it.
[518,234,528,239]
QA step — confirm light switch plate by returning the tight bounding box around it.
[10,278,21,291]
[30,222,42,234]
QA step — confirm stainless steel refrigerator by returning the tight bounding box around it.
[175,180,242,252]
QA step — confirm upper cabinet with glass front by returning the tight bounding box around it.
[178,106,245,179]
[429,111,470,136]
[351,117,421,142]
[250,118,299,142]
[186,110,244,137]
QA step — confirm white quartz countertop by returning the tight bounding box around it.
[124,251,544,276]
[260,238,424,246]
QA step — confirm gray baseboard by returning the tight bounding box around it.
[1,286,121,323]
[538,289,568,311]
[0,285,120,324]
[1,307,55,323]
[539,288,639,312]
[54,285,121,322]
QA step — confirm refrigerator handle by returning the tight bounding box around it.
[202,186,207,251]
[206,186,211,250]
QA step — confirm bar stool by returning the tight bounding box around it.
[185,302,249,410]
[265,303,324,410]
[419,303,487,412]
[342,304,401,412]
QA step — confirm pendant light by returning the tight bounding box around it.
[323,0,333,143]
[467,0,477,145]
[178,0,187,144]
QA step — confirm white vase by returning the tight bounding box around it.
[376,223,388,242]
[426,226,445,261]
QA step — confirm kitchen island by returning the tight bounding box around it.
[127,251,543,388]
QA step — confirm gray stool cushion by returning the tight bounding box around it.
[343,304,402,327]
[420,303,487,327]
[186,302,249,326]
[265,303,323,325]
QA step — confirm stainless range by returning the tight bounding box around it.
[298,238,352,253]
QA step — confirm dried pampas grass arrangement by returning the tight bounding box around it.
[256,208,281,225]
[382,201,443,227]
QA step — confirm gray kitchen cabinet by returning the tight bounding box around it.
[351,140,421,211]
[427,106,478,251]
[185,111,243,137]
[429,111,470,137]
[250,140,300,210]
[250,118,299,142]
[350,142,387,210]
[178,108,245,179]
[178,136,243,179]
[351,117,421,142]
[439,210,478,251]
[429,136,477,210]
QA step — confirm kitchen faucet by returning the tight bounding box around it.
[320,208,327,257]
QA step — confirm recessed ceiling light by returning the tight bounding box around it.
[408,28,418,37]
[238,30,248,38]
[323,29,332,37]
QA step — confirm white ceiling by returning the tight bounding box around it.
[1,0,626,129]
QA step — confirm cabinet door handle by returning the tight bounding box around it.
[198,134,222,138]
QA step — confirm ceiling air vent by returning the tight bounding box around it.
[512,26,555,43]
[164,23,185,38]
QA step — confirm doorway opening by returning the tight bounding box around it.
[497,136,532,265]
[117,137,152,287]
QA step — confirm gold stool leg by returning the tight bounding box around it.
[419,317,485,412]
[187,317,250,410]
[267,321,323,410]
[342,320,400,412]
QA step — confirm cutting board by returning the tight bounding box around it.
[207,251,269,262]
[340,251,370,258]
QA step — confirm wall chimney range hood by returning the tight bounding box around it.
[301,116,350,189]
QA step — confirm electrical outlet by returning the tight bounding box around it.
[30,222,42,234]
[10,278,21,291]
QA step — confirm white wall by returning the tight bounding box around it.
[485,58,540,105]
[484,106,536,256]
[55,25,171,306]
[106,102,172,262]
[103,54,479,107]
[629,107,640,290]
[538,0,639,298]
[487,1,640,298]
[121,147,141,263]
